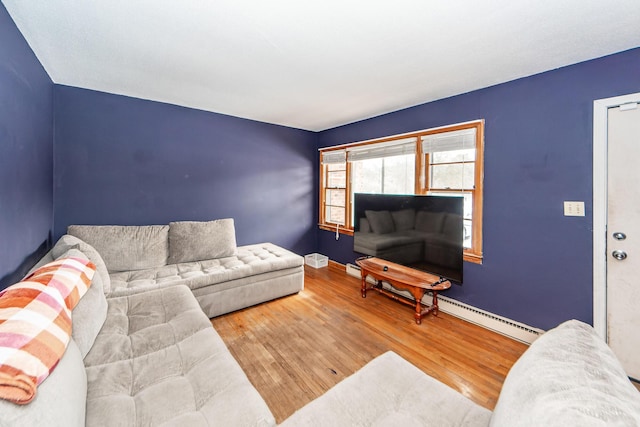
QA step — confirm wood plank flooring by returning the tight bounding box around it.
[211,263,529,423]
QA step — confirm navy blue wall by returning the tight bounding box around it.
[318,48,640,331]
[53,86,318,256]
[0,4,53,290]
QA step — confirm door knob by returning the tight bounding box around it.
[612,250,628,260]
[613,232,627,241]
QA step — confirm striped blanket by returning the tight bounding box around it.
[0,257,95,404]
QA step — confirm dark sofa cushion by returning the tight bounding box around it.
[391,209,416,231]
[441,213,463,240]
[359,218,371,233]
[415,211,445,233]
[365,210,395,234]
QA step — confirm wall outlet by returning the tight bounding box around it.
[564,201,585,217]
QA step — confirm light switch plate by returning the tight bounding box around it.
[564,201,585,217]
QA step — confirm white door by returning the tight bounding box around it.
[607,104,640,381]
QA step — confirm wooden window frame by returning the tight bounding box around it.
[319,120,484,263]
[319,158,352,234]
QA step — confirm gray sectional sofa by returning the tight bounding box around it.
[2,218,639,426]
[1,219,287,426]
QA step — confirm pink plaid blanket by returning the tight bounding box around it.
[0,257,95,404]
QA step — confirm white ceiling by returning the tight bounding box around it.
[3,1,640,131]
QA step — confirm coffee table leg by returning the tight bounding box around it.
[412,289,426,324]
[432,291,439,316]
[361,274,367,298]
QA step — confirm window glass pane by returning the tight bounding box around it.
[429,192,473,220]
[382,155,415,194]
[463,219,472,249]
[352,155,414,195]
[326,189,345,207]
[325,206,345,225]
[431,148,475,163]
[327,163,346,171]
[327,169,346,188]
[352,158,382,194]
[430,163,474,189]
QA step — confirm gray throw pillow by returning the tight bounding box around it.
[168,219,238,264]
[52,234,111,294]
[391,209,416,231]
[365,210,395,234]
[414,211,445,233]
[68,225,169,272]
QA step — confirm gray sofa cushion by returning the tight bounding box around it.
[490,319,640,426]
[0,340,87,427]
[68,225,169,272]
[168,219,237,264]
[84,285,275,426]
[55,248,108,359]
[415,210,445,233]
[442,213,463,238]
[281,351,491,426]
[109,243,303,296]
[353,232,423,252]
[391,208,416,231]
[365,210,395,234]
[52,234,111,293]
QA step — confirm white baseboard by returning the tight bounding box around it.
[345,263,543,344]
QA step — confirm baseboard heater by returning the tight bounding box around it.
[346,263,543,344]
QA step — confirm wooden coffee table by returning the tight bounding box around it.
[356,257,451,325]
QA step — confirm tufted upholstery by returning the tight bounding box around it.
[109,243,303,296]
[84,285,275,427]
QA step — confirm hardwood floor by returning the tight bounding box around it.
[211,263,528,423]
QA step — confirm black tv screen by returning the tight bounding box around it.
[353,193,464,284]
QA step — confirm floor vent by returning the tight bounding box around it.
[345,263,543,344]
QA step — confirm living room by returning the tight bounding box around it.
[1,1,640,425]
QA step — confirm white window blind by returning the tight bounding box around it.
[421,128,476,153]
[347,137,417,162]
[321,149,347,164]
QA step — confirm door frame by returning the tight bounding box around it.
[593,92,640,340]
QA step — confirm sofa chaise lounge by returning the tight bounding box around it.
[38,219,304,318]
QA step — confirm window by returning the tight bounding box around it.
[420,125,482,258]
[320,149,348,226]
[319,120,484,262]
[325,163,347,225]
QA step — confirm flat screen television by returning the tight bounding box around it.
[353,193,464,284]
